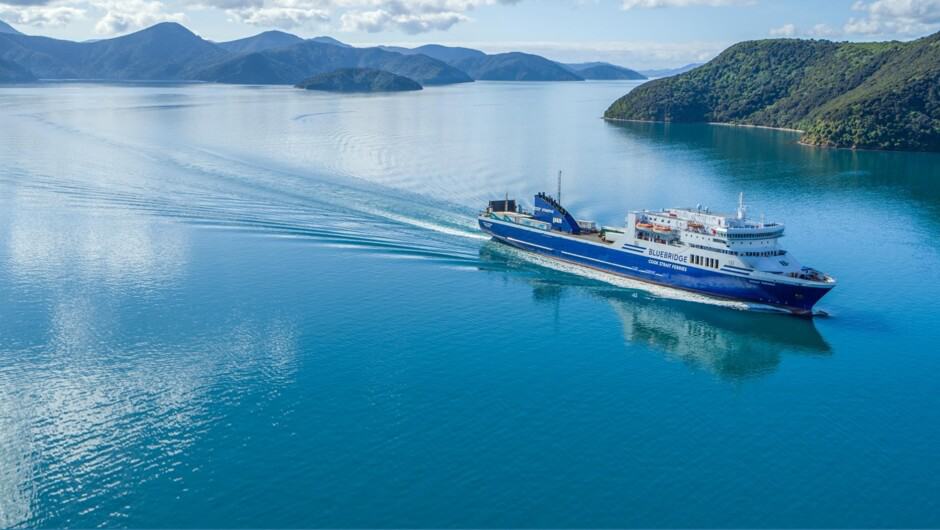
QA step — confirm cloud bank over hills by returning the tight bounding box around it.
[0,0,524,36]
[4,0,940,71]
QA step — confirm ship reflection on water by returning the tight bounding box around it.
[478,243,831,380]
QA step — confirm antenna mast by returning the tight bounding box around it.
[737,192,746,220]
[557,170,562,205]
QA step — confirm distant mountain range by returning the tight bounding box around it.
[381,44,485,64]
[0,20,652,86]
[0,22,470,85]
[309,36,351,48]
[383,44,646,81]
[639,64,702,78]
[197,39,471,85]
[605,33,940,152]
[0,22,227,80]
[452,52,583,81]
[0,19,21,35]
[563,62,647,80]
[296,68,421,92]
[217,30,302,54]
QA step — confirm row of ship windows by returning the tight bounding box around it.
[689,243,786,257]
[743,250,787,257]
[690,254,720,269]
[728,232,783,239]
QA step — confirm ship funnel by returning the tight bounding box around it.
[737,192,747,220]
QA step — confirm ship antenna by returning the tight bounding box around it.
[505,192,509,213]
[737,192,746,220]
[557,170,562,206]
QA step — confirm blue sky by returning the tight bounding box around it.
[2,0,940,68]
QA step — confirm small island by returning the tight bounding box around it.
[295,68,423,93]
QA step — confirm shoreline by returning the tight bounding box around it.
[603,116,932,154]
[707,121,804,133]
[602,116,804,134]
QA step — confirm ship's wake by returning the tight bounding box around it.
[8,107,829,317]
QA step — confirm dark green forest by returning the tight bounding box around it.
[604,33,940,151]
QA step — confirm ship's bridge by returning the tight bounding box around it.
[630,195,789,258]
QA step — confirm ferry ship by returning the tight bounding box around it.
[478,189,835,315]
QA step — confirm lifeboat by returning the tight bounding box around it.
[653,225,672,233]
[636,222,654,230]
[687,221,703,229]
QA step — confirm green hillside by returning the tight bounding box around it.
[604,33,940,152]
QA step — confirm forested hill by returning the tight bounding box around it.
[604,33,940,152]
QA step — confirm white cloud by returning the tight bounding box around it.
[226,6,330,28]
[845,0,940,35]
[340,9,468,33]
[0,3,84,27]
[0,0,186,33]
[90,0,185,34]
[334,0,519,33]
[769,22,840,39]
[808,22,838,37]
[190,0,521,32]
[0,0,524,33]
[621,0,751,9]
[769,23,795,36]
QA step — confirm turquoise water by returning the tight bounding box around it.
[0,81,938,528]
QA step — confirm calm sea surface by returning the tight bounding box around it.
[0,81,938,528]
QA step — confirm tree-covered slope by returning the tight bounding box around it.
[0,57,35,82]
[81,22,228,80]
[604,33,940,151]
[384,44,486,64]
[217,31,303,54]
[0,22,227,80]
[453,52,583,81]
[800,34,940,151]
[295,68,421,92]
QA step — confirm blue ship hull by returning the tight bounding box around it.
[479,217,832,315]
